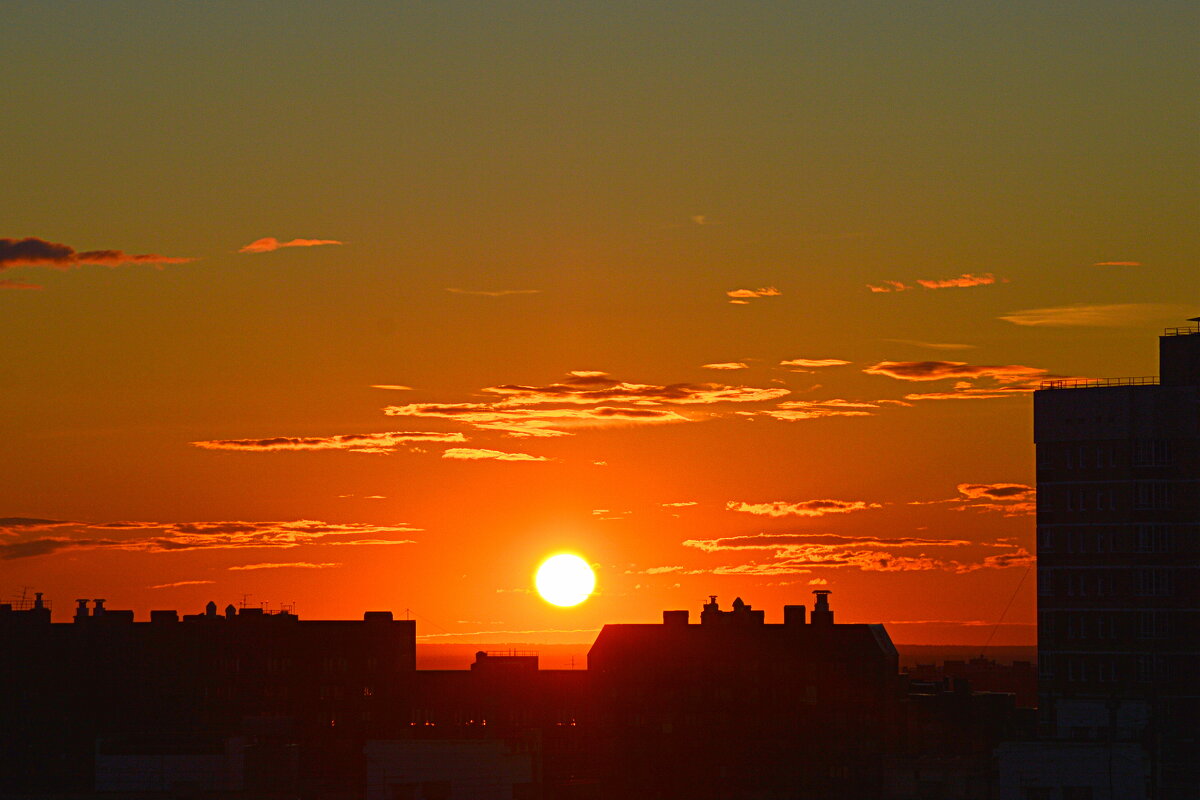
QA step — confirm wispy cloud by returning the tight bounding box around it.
[868,280,912,293]
[999,303,1180,327]
[386,403,689,438]
[370,384,413,391]
[660,501,698,508]
[1093,261,1141,267]
[228,562,341,571]
[870,273,1002,292]
[702,362,749,370]
[149,580,216,589]
[238,237,343,254]
[725,499,881,518]
[442,447,549,462]
[445,288,541,297]
[678,532,1031,575]
[864,361,1047,383]
[481,371,790,406]
[0,279,42,290]
[883,339,976,351]
[0,237,193,270]
[726,287,781,303]
[779,358,851,370]
[0,519,418,560]
[190,431,465,454]
[953,482,1035,516]
[916,273,1000,289]
[738,398,905,422]
[904,386,1037,401]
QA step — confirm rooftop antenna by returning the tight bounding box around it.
[240,593,252,609]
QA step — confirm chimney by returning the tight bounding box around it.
[784,605,807,626]
[663,610,689,626]
[74,599,89,621]
[92,599,106,616]
[810,590,833,626]
[205,601,217,617]
[33,592,44,610]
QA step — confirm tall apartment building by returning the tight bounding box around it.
[1033,321,1198,796]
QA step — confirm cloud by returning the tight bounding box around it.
[999,303,1180,327]
[1093,261,1141,267]
[864,361,1047,383]
[904,386,1037,401]
[953,483,1035,516]
[386,403,689,438]
[441,447,549,462]
[0,279,42,290]
[445,288,541,297]
[725,499,881,518]
[883,339,976,351]
[228,561,341,571]
[660,501,698,508]
[149,580,216,589]
[738,398,907,422]
[370,384,413,391]
[0,520,418,560]
[481,371,790,406]
[915,273,1000,289]
[702,362,749,370]
[868,280,912,293]
[190,431,465,454]
[0,517,73,530]
[871,274,1002,292]
[808,578,828,585]
[726,287,781,302]
[679,532,1032,575]
[0,237,193,270]
[779,358,851,370]
[238,237,343,254]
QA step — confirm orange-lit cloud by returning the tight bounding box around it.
[915,272,999,289]
[149,580,215,589]
[481,371,790,406]
[441,447,549,462]
[883,339,976,351]
[864,361,1047,382]
[0,519,418,560]
[867,280,912,293]
[702,362,749,370]
[870,273,1002,292]
[660,501,698,508]
[370,384,413,391]
[1093,261,1141,267]
[0,278,42,289]
[190,431,465,453]
[678,532,1031,575]
[445,288,541,296]
[725,499,882,517]
[0,236,193,269]
[385,403,689,437]
[726,287,781,302]
[904,386,1038,401]
[779,358,851,369]
[238,237,343,253]
[953,482,1035,516]
[228,562,342,570]
[739,398,908,422]
[998,303,1179,327]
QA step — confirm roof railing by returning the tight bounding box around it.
[1039,376,1159,390]
[1162,324,1200,337]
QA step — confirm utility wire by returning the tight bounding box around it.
[980,564,1031,659]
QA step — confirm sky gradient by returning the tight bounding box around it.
[2,1,1196,646]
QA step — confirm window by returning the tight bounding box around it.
[1037,528,1054,552]
[1138,611,1171,639]
[1133,439,1173,466]
[1134,483,1173,510]
[1098,660,1117,683]
[1135,569,1174,597]
[1136,525,1173,553]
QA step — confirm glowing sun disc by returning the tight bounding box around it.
[535,554,596,607]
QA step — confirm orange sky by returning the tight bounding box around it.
[2,2,1196,646]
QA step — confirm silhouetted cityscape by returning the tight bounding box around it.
[1,324,1196,799]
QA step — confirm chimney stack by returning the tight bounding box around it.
[810,590,834,626]
[74,599,89,621]
[92,599,106,616]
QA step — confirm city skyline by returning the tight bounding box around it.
[2,2,1197,646]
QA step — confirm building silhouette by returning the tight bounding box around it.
[1032,321,1199,798]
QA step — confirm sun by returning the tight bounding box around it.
[535,553,596,607]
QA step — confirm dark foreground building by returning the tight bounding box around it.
[1030,321,1199,799]
[2,592,1031,799]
